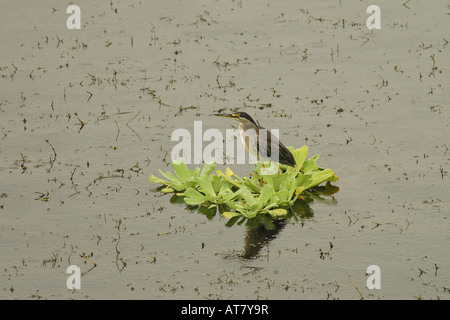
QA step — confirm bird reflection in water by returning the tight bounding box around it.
[169,183,338,260]
[233,183,338,259]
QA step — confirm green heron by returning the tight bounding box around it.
[214,112,296,168]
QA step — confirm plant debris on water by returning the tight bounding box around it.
[149,145,338,219]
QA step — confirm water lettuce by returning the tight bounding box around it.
[149,146,338,219]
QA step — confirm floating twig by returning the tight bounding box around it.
[80,254,97,267]
[349,277,364,300]
[86,91,93,102]
[76,117,85,132]
[45,139,57,172]
[377,74,388,89]
[402,0,411,9]
[126,111,142,141]
[115,120,120,141]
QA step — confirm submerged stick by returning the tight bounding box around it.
[115,120,120,141]
[80,254,97,267]
[126,111,142,141]
[45,139,57,172]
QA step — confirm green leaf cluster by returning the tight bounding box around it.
[149,145,338,219]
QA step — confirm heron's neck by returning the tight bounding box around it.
[238,122,246,146]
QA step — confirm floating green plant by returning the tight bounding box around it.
[149,145,338,219]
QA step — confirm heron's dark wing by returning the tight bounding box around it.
[256,127,296,167]
[255,127,272,159]
[277,139,296,167]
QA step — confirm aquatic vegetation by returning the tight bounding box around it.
[149,146,338,219]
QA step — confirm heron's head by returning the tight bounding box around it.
[214,112,257,125]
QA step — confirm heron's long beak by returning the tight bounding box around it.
[214,113,236,119]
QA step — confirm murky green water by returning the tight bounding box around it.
[1,0,449,299]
